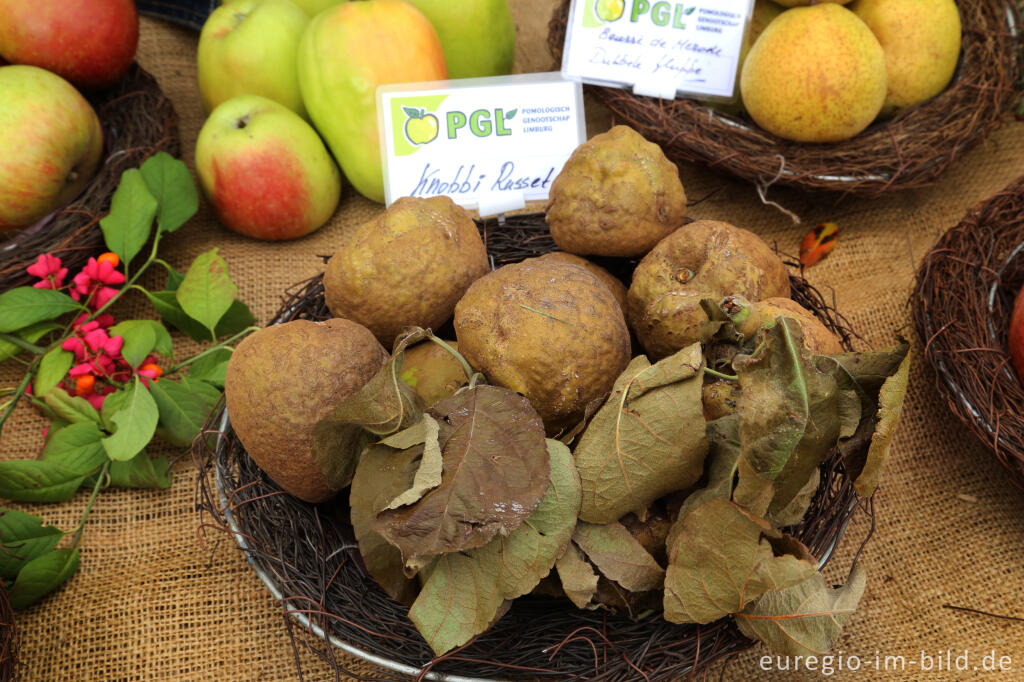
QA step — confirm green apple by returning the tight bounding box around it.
[221,0,344,17]
[0,65,103,232]
[195,95,341,240]
[197,0,309,118]
[297,0,448,203]
[403,0,514,79]
[404,108,439,145]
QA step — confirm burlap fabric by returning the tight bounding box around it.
[2,4,1023,680]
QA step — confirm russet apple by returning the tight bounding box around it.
[198,0,310,118]
[402,0,515,79]
[0,0,138,90]
[0,65,103,232]
[1009,285,1024,383]
[195,95,342,241]
[297,0,447,203]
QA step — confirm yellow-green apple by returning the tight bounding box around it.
[0,65,103,232]
[297,0,447,203]
[403,0,514,79]
[0,0,138,90]
[198,0,310,118]
[221,0,346,17]
[195,95,341,241]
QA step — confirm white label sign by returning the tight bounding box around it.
[561,0,754,100]
[377,73,585,216]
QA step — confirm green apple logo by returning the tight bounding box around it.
[403,106,439,146]
[595,0,624,22]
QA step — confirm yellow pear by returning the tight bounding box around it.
[740,4,886,143]
[703,0,783,114]
[852,0,962,116]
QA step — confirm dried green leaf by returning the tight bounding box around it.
[572,521,664,593]
[0,509,64,580]
[734,319,840,517]
[311,334,424,489]
[858,348,911,497]
[574,344,708,523]
[663,498,817,625]
[555,542,599,609]
[736,567,867,656]
[383,416,443,511]
[676,415,741,528]
[768,468,819,528]
[349,439,422,605]
[408,440,580,655]
[829,345,909,394]
[375,385,550,567]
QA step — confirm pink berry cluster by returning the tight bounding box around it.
[26,253,163,410]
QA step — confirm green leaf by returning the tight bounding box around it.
[99,168,158,265]
[165,267,185,291]
[0,322,61,361]
[736,567,867,656]
[149,379,216,448]
[35,347,73,397]
[179,376,223,408]
[572,521,664,593]
[402,106,422,119]
[408,440,581,655]
[506,108,517,120]
[733,319,840,517]
[374,386,551,569]
[0,509,64,580]
[175,249,237,337]
[146,290,254,343]
[663,498,818,625]
[43,389,101,425]
[40,423,107,475]
[311,331,425,489]
[186,348,232,388]
[0,287,80,333]
[107,452,172,489]
[0,460,85,503]
[858,348,911,497]
[109,320,172,368]
[9,548,80,609]
[139,151,199,233]
[101,377,159,461]
[574,344,708,523]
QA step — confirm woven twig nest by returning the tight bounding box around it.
[913,175,1024,487]
[0,582,17,682]
[0,63,179,292]
[196,214,871,681]
[548,0,1021,196]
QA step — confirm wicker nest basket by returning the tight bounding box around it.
[197,214,871,681]
[0,582,17,682]
[913,175,1024,487]
[547,0,1022,196]
[0,63,179,292]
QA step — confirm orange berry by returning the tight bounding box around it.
[97,252,120,268]
[75,375,96,396]
[140,362,163,379]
